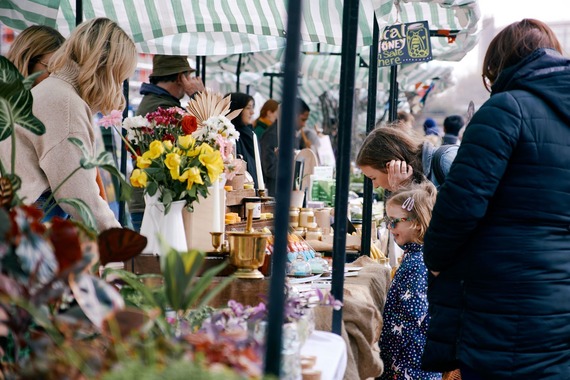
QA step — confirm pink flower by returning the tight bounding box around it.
[98,110,123,128]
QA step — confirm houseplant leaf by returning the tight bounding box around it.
[0,56,45,143]
[57,198,97,232]
[68,138,133,201]
[97,228,147,266]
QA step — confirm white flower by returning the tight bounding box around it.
[123,116,149,141]
[193,115,240,146]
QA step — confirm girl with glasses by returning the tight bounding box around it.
[379,181,440,380]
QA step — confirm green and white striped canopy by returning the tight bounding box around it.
[1,0,479,58]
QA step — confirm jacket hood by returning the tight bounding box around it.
[139,82,177,99]
[491,48,570,123]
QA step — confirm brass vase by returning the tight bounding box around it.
[227,230,271,279]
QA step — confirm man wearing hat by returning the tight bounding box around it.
[130,55,204,231]
[136,54,204,117]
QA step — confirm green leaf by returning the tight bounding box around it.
[146,181,158,196]
[57,198,97,232]
[105,268,163,310]
[185,262,230,310]
[163,250,184,310]
[0,56,44,142]
[68,137,90,159]
[97,151,133,201]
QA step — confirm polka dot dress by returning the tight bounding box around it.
[379,242,441,380]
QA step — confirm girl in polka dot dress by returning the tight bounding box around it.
[379,182,441,380]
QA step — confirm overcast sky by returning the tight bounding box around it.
[479,0,568,28]
[450,0,569,74]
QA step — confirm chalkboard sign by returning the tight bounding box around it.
[378,21,433,67]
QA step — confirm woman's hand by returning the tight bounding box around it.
[386,160,413,190]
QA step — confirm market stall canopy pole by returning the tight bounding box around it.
[388,65,398,122]
[331,0,361,335]
[361,13,380,260]
[263,0,303,376]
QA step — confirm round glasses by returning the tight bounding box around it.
[383,216,414,229]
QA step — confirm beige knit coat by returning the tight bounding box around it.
[0,63,120,231]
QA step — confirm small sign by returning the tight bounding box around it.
[378,21,432,67]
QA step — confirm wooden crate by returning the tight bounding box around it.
[225,189,256,206]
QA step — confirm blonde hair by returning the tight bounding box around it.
[387,181,437,243]
[6,25,65,77]
[49,18,137,114]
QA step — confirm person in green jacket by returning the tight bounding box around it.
[253,99,279,139]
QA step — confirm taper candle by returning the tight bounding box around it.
[252,133,265,191]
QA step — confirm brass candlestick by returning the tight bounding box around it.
[210,232,224,253]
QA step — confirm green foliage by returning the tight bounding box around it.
[0,56,45,144]
[102,358,243,380]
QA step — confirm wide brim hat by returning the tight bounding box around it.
[150,55,195,77]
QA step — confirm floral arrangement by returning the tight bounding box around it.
[98,90,243,211]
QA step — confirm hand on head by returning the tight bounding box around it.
[386,160,413,190]
[181,74,205,96]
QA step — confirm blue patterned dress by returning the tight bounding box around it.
[379,242,441,380]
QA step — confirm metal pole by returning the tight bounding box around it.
[331,0,360,335]
[119,80,129,227]
[201,56,206,86]
[388,66,398,122]
[195,56,201,76]
[361,13,380,258]
[75,0,82,26]
[270,75,274,99]
[236,54,242,92]
[263,0,303,377]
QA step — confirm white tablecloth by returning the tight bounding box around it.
[301,330,347,380]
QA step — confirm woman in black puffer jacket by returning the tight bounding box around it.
[422,19,570,379]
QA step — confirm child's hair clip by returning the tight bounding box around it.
[402,197,414,211]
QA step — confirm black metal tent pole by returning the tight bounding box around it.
[75,0,82,26]
[331,0,360,335]
[361,13,380,258]
[236,53,242,92]
[263,0,303,376]
[201,56,206,85]
[388,65,398,122]
[119,80,129,226]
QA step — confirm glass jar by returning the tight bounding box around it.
[305,227,322,241]
[293,227,306,238]
[308,252,328,274]
[299,208,315,228]
[243,197,261,219]
[289,254,312,276]
[289,207,300,228]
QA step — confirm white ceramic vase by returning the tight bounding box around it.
[140,192,188,254]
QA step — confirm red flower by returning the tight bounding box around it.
[162,133,175,143]
[182,115,198,135]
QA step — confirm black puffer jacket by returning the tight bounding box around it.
[422,48,570,379]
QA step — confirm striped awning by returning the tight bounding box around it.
[1,0,479,58]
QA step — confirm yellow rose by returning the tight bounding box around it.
[147,140,164,159]
[178,135,195,150]
[136,155,151,169]
[199,143,214,155]
[164,152,181,170]
[163,140,173,151]
[130,169,148,188]
[199,149,224,183]
[179,167,203,190]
